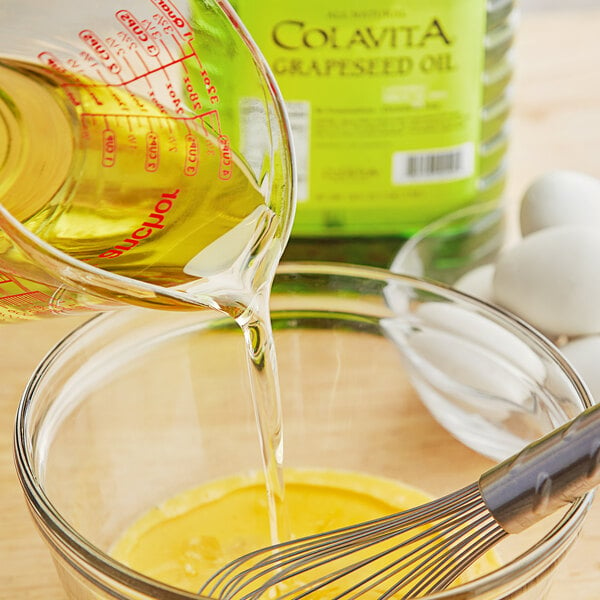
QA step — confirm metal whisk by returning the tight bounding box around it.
[200,402,600,600]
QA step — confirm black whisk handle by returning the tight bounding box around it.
[479,402,600,534]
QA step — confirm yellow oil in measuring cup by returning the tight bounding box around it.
[1,60,268,317]
[0,0,294,322]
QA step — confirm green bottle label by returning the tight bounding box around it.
[234,1,488,236]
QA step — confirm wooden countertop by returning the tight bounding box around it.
[3,7,600,600]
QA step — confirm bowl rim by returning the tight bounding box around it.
[13,261,596,600]
[390,201,505,278]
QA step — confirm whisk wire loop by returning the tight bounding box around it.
[399,516,506,599]
[201,400,600,599]
[366,493,506,599]
[201,483,507,600]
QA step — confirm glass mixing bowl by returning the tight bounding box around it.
[390,202,506,286]
[14,263,594,600]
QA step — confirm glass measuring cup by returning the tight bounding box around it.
[0,0,295,322]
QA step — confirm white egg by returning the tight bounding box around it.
[415,302,546,383]
[383,279,410,315]
[387,326,537,419]
[493,225,600,337]
[390,245,424,278]
[520,170,600,236]
[561,335,600,404]
[454,264,496,302]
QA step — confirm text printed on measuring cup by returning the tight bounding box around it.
[37,0,233,181]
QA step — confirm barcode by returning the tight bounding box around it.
[407,152,463,176]
[392,142,475,184]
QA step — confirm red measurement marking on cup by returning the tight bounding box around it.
[0,291,51,309]
[150,0,194,42]
[0,272,52,314]
[79,30,122,75]
[38,52,68,74]
[145,132,160,172]
[218,135,232,181]
[182,76,203,112]
[102,129,117,167]
[184,134,199,176]
[115,10,160,57]
[0,272,16,283]
[35,6,230,177]
[59,53,194,91]
[199,109,222,136]
[165,82,185,115]
[0,271,28,291]
[194,66,219,105]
